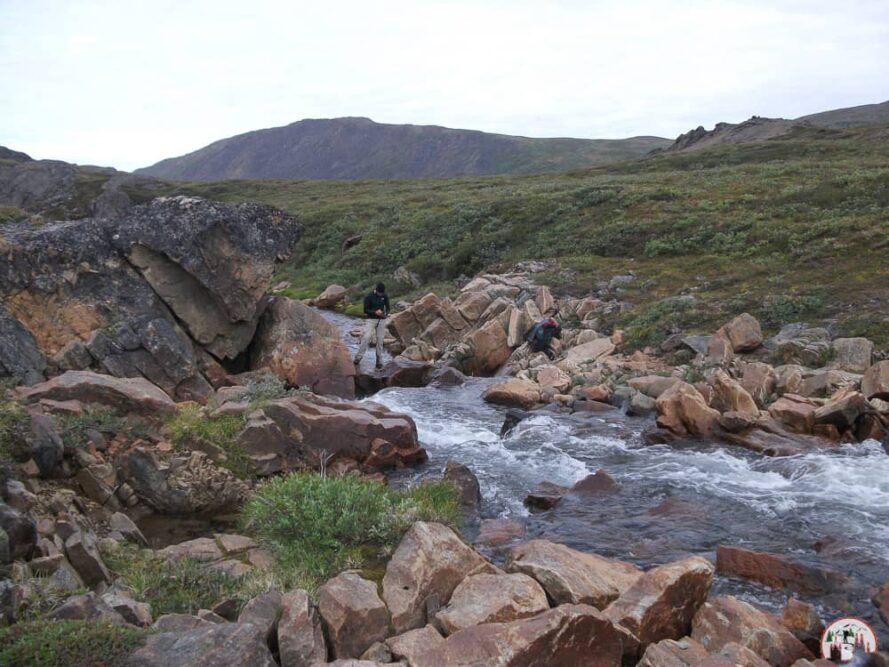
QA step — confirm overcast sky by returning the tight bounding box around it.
[1,0,887,171]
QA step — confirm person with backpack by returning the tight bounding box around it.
[526,314,561,360]
[354,282,390,369]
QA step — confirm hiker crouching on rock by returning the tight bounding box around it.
[354,282,390,369]
[526,313,561,360]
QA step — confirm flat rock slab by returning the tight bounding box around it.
[125,621,277,667]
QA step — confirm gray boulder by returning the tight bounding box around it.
[125,622,278,667]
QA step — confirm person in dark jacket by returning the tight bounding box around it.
[354,282,390,369]
[526,315,561,360]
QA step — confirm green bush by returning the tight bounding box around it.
[57,407,149,449]
[0,619,148,667]
[621,297,696,351]
[105,547,246,617]
[0,398,29,465]
[759,294,826,327]
[241,473,459,590]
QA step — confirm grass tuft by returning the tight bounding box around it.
[241,472,459,590]
[0,619,148,667]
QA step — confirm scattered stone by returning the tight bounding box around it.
[196,609,227,623]
[383,521,494,633]
[505,539,641,608]
[315,284,347,309]
[409,604,633,667]
[716,545,846,594]
[780,598,825,656]
[102,592,153,626]
[152,613,213,632]
[862,360,889,399]
[429,366,466,386]
[48,591,126,624]
[768,395,817,434]
[570,469,620,495]
[237,590,283,645]
[125,621,278,667]
[318,572,389,659]
[278,589,327,667]
[723,313,763,352]
[435,573,549,635]
[0,502,36,562]
[158,537,223,563]
[691,595,813,666]
[386,625,445,664]
[64,530,111,586]
[443,460,481,513]
[656,381,720,437]
[18,370,176,417]
[476,518,526,547]
[637,637,712,667]
[482,378,540,409]
[605,556,714,650]
[523,481,566,511]
[109,512,148,546]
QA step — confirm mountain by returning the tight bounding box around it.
[799,100,889,128]
[135,117,671,181]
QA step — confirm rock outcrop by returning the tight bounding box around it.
[0,196,301,397]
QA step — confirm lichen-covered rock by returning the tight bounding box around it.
[122,447,249,515]
[125,622,278,667]
[723,313,763,352]
[318,572,389,659]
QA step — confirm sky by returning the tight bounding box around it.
[1,0,888,171]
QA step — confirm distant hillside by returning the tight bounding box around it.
[135,117,671,181]
[799,100,889,128]
[663,116,807,153]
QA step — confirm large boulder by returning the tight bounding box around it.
[250,297,355,398]
[261,394,424,469]
[466,320,511,375]
[409,604,633,667]
[691,596,813,666]
[124,622,278,667]
[722,313,763,352]
[832,337,874,373]
[314,284,347,309]
[382,521,494,633]
[740,362,777,407]
[768,395,817,434]
[18,370,176,418]
[813,392,872,432]
[318,572,389,659]
[656,381,720,437]
[505,539,641,608]
[604,556,714,650]
[710,370,759,416]
[434,573,550,635]
[628,375,680,399]
[1,196,300,393]
[561,338,615,368]
[278,589,327,667]
[482,378,540,409]
[0,502,36,563]
[637,637,712,667]
[862,360,889,400]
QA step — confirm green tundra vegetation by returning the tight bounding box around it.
[143,124,888,348]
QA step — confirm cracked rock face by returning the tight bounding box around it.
[0,196,301,395]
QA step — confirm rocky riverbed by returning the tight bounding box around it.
[2,195,888,665]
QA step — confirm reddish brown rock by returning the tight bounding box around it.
[476,518,526,547]
[262,394,422,468]
[386,625,445,664]
[584,384,613,402]
[723,313,763,352]
[434,573,550,635]
[740,362,778,407]
[707,330,735,364]
[382,522,494,633]
[605,556,714,650]
[628,375,679,399]
[813,392,872,432]
[656,381,720,437]
[410,604,633,667]
[862,360,889,399]
[561,338,616,367]
[467,320,511,375]
[278,589,327,667]
[570,469,620,495]
[314,284,347,309]
[716,545,846,594]
[711,370,759,416]
[250,297,355,399]
[637,637,711,667]
[505,539,641,608]
[780,598,825,656]
[768,395,817,434]
[318,572,389,659]
[387,309,423,347]
[18,370,175,418]
[873,581,889,625]
[691,595,814,666]
[482,378,540,409]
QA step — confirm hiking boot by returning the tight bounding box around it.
[375,361,383,370]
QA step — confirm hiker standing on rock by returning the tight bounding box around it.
[354,282,390,369]
[526,313,561,360]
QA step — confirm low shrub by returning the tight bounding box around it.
[57,407,150,449]
[0,619,148,667]
[241,473,459,590]
[105,547,246,617]
[164,405,253,479]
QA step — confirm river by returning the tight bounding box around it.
[330,309,889,641]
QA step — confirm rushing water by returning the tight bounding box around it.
[327,310,889,640]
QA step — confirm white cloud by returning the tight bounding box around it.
[1,0,887,170]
